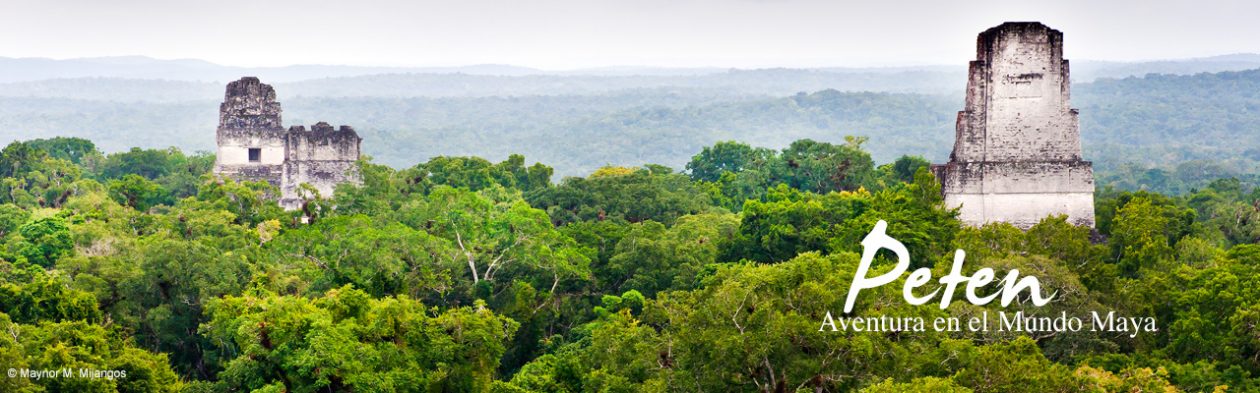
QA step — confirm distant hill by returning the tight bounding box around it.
[0,56,546,84]
[0,68,962,99]
[277,69,964,97]
[0,78,222,102]
[1074,68,1260,174]
[1074,53,1260,81]
[2,53,1260,95]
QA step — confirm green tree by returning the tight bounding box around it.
[875,155,932,186]
[528,166,716,225]
[0,203,29,238]
[601,213,738,296]
[949,337,1091,393]
[726,184,870,262]
[0,271,101,324]
[108,174,172,211]
[0,141,46,179]
[780,137,876,193]
[0,313,182,393]
[860,377,973,393]
[26,137,99,164]
[12,216,74,267]
[1111,196,1176,274]
[686,141,779,183]
[203,286,519,393]
[266,215,455,299]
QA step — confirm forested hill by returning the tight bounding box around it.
[1076,69,1260,192]
[2,67,1259,191]
[1076,69,1260,162]
[5,54,1260,84]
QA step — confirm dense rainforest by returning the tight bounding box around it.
[2,136,1260,392]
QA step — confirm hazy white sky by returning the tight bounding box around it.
[2,0,1258,69]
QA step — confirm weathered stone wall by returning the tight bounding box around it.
[936,160,1094,227]
[278,122,362,209]
[211,77,362,210]
[937,161,1093,194]
[285,123,362,162]
[945,192,1095,229]
[279,160,361,209]
[213,77,287,185]
[939,22,1095,229]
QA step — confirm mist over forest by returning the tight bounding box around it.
[3,55,1260,192]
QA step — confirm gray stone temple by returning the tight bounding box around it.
[933,22,1096,228]
[211,77,362,209]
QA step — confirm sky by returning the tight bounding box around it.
[2,0,1258,69]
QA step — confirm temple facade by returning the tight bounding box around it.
[933,22,1095,228]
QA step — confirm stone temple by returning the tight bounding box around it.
[933,22,1095,228]
[212,77,362,210]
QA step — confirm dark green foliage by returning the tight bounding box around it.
[26,136,98,164]
[0,141,47,179]
[203,286,519,392]
[599,213,737,296]
[830,168,960,265]
[529,166,716,225]
[0,270,101,324]
[726,184,869,262]
[684,139,887,210]
[96,147,214,201]
[883,155,932,184]
[0,141,82,208]
[418,154,553,194]
[98,147,178,180]
[0,203,29,237]
[0,313,182,392]
[266,214,453,298]
[780,137,876,193]
[686,140,779,183]
[12,216,73,267]
[727,168,956,264]
[108,174,171,211]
